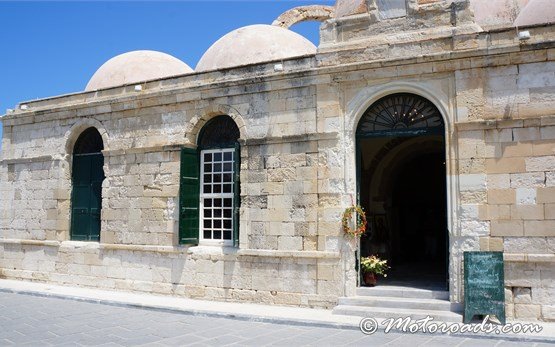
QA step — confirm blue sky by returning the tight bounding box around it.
[0,0,334,148]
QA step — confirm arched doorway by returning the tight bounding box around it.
[356,93,448,289]
[70,127,105,241]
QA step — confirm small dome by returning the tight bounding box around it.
[196,25,316,72]
[514,0,555,27]
[85,50,193,91]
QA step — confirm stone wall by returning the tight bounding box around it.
[0,57,347,309]
[0,17,554,319]
[455,58,555,320]
[0,241,341,308]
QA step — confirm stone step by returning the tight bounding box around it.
[356,286,449,300]
[338,296,456,311]
[332,305,463,323]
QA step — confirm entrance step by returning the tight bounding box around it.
[338,296,452,311]
[332,305,463,323]
[333,285,462,323]
[356,285,449,300]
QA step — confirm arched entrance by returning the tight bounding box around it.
[70,127,105,241]
[356,93,448,289]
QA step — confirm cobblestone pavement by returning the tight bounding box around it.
[0,292,551,346]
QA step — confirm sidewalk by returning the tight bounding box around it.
[1,279,554,343]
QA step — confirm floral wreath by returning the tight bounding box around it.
[342,205,367,237]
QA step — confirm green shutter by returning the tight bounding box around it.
[71,153,103,241]
[179,147,200,245]
[233,143,241,247]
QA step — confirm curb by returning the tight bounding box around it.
[0,287,358,330]
[1,287,554,344]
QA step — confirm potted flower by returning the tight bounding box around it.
[360,255,389,286]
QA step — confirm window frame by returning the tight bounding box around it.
[199,147,236,246]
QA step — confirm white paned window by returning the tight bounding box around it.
[200,148,235,244]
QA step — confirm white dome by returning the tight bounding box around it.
[85,50,193,91]
[514,0,555,27]
[196,24,317,72]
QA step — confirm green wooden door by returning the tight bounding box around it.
[71,153,104,241]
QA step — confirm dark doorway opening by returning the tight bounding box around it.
[356,93,448,290]
[358,136,447,289]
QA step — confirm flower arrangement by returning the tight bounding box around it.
[360,255,389,276]
[341,205,367,237]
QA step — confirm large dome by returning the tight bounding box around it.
[514,0,555,27]
[196,24,317,72]
[85,50,193,91]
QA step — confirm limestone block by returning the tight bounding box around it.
[540,126,555,140]
[491,220,523,237]
[505,263,540,288]
[517,62,555,89]
[460,220,489,237]
[261,182,283,195]
[460,204,479,219]
[516,188,537,205]
[514,304,541,320]
[487,174,510,189]
[480,237,504,252]
[458,158,485,174]
[532,142,555,157]
[482,204,511,220]
[278,236,303,251]
[268,168,296,182]
[539,266,555,285]
[459,174,486,191]
[485,129,512,144]
[532,284,555,305]
[512,128,540,142]
[486,158,526,174]
[487,189,515,204]
[545,204,555,219]
[537,187,555,203]
[542,306,555,321]
[513,287,532,304]
[511,205,544,220]
[303,236,318,251]
[524,221,555,237]
[273,292,302,306]
[526,156,555,172]
[510,173,545,189]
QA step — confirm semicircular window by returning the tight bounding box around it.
[198,115,240,148]
[357,93,444,136]
[74,127,104,154]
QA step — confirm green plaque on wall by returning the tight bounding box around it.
[464,251,505,324]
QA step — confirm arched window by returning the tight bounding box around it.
[70,127,105,241]
[356,93,444,137]
[179,116,241,246]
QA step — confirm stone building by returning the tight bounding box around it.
[1,0,554,321]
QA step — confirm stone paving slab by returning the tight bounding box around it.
[0,279,554,344]
[2,290,555,346]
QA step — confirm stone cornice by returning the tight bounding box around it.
[2,25,554,127]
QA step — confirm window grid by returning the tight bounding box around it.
[200,148,234,244]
